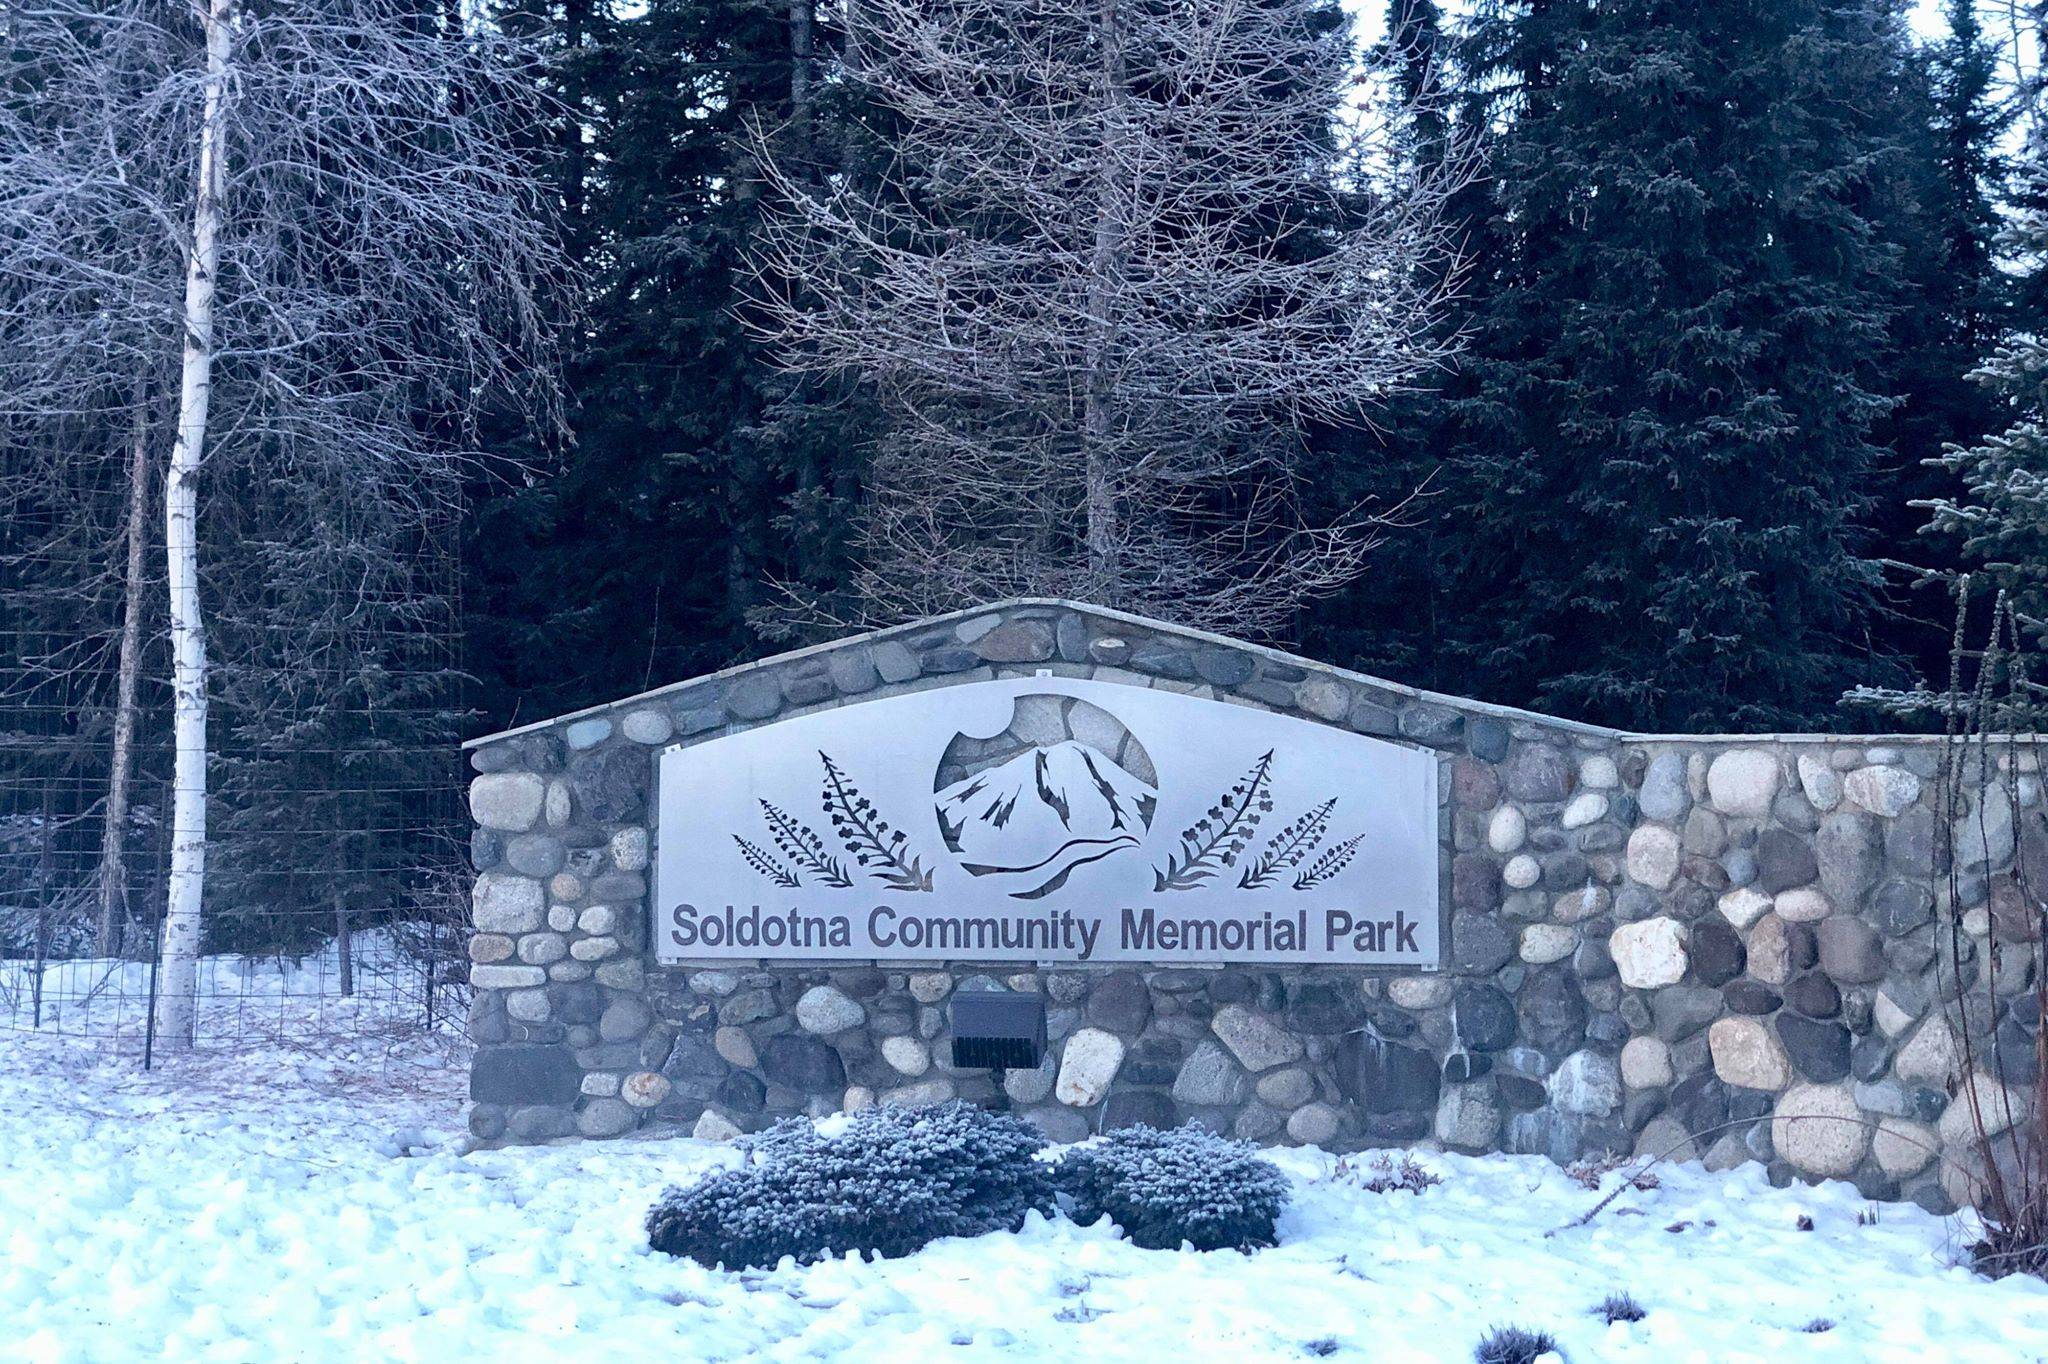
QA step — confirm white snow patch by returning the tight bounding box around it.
[3,1019,2046,1361]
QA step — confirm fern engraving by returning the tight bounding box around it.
[733,835,801,888]
[1238,798,1335,888]
[760,799,854,887]
[1153,751,1275,892]
[1292,833,1366,890]
[820,750,933,892]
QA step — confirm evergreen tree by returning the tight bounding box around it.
[466,0,873,722]
[1923,134,2048,641]
[1319,0,1931,731]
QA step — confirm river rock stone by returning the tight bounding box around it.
[1611,917,1688,988]
[1626,826,1682,890]
[1755,829,1819,894]
[1816,916,1884,983]
[1548,1050,1622,1117]
[1708,750,1781,817]
[1488,806,1528,854]
[796,985,866,1035]
[1816,813,1883,909]
[1209,1005,1304,1071]
[1709,1017,1792,1091]
[470,773,546,831]
[1775,1013,1851,1083]
[1844,765,1920,818]
[1453,984,1517,1052]
[1172,1042,1250,1107]
[1717,887,1773,930]
[1055,1028,1126,1106]
[1773,1083,1870,1177]
[1639,752,1690,822]
[1620,1035,1674,1088]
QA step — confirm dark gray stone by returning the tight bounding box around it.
[1782,971,1840,1019]
[1689,921,1745,987]
[1992,1017,2039,1085]
[1451,913,1514,975]
[1886,807,1937,876]
[1722,980,1782,1015]
[1192,648,1255,686]
[1443,1051,1491,1083]
[1129,646,1196,680]
[827,648,879,695]
[471,1045,580,1106]
[1399,703,1465,745]
[1452,984,1518,1052]
[1650,986,1724,1041]
[1054,614,1090,662]
[726,672,784,721]
[1850,1035,1893,1082]
[1085,971,1153,1034]
[1348,701,1400,736]
[760,1035,845,1091]
[715,1070,768,1114]
[783,671,834,706]
[1236,680,1296,708]
[1755,829,1820,894]
[1775,1014,1851,1083]
[973,621,1055,663]
[1284,980,1367,1034]
[1466,717,1511,763]
[673,703,723,737]
[1817,916,1885,983]
[1816,812,1884,909]
[1336,1031,1441,1114]
[1573,936,1615,980]
[922,647,981,674]
[1873,879,1934,933]
[472,828,504,872]
[1520,970,1589,1052]
[1100,1089,1177,1130]
[568,747,647,823]
[507,1106,577,1141]
[1504,745,1572,801]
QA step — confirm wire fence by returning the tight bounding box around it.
[0,463,473,1069]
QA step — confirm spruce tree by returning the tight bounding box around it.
[1923,135,2048,640]
[1336,0,1928,730]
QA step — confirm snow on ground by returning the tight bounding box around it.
[4,1013,2048,1363]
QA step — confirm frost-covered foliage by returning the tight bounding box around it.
[1055,1124,1290,1252]
[1597,1291,1645,1324]
[1347,1152,1443,1195]
[1474,1324,1558,1364]
[644,1102,1056,1268]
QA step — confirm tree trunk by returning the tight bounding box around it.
[155,0,232,1049]
[335,893,354,998]
[1081,0,1127,598]
[97,384,151,958]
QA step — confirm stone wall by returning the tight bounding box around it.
[463,600,2042,1212]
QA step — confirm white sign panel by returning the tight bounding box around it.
[654,677,1441,965]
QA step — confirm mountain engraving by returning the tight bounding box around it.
[933,695,1158,899]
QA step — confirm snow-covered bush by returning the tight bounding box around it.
[1055,1124,1289,1252]
[644,1101,1056,1268]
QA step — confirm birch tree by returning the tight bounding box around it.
[0,0,566,1045]
[747,0,1468,635]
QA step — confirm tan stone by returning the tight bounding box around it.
[622,1071,671,1109]
[1893,1018,1961,1085]
[1707,749,1782,817]
[1519,924,1577,965]
[1717,887,1774,930]
[1873,1119,1937,1178]
[1709,1016,1792,1091]
[1745,913,1794,987]
[1620,1036,1674,1089]
[1626,825,1682,889]
[1388,976,1452,1010]
[1938,1070,2035,1147]
[1611,917,1689,988]
[1772,1083,1869,1177]
[1773,887,1831,923]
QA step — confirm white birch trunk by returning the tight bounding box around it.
[154,0,232,1048]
